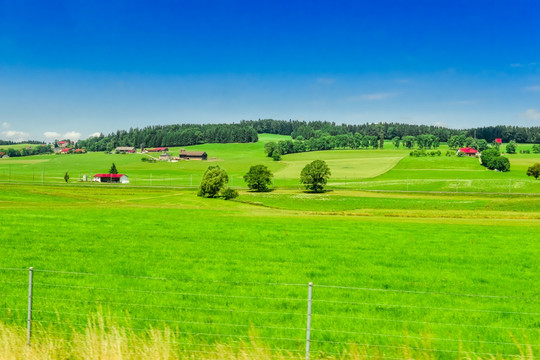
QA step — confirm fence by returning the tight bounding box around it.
[0,170,539,196]
[1,267,539,359]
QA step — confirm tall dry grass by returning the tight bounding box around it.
[0,317,535,360]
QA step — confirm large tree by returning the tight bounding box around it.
[300,160,331,193]
[243,165,273,192]
[198,165,229,198]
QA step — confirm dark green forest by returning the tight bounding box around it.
[2,120,539,151]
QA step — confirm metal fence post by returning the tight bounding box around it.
[27,267,34,346]
[306,282,313,360]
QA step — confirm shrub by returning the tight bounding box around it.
[221,187,239,200]
[506,141,517,154]
[445,150,453,157]
[491,156,510,172]
[533,144,540,154]
[409,150,427,157]
[480,148,510,172]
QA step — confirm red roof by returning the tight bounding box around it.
[459,147,478,154]
[61,148,71,153]
[74,149,85,153]
[94,174,125,178]
[58,141,67,144]
[495,138,502,144]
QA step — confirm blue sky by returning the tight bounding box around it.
[1,0,539,141]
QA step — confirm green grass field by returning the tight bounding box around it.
[1,136,539,358]
[1,135,538,193]
[0,183,539,359]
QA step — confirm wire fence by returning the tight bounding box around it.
[0,267,539,359]
[1,172,539,196]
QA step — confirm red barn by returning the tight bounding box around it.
[457,147,478,156]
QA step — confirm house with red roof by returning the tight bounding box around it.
[93,173,130,184]
[457,147,479,157]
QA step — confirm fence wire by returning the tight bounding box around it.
[0,267,538,359]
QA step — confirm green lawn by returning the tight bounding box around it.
[0,184,539,358]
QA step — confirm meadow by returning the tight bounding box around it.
[0,136,539,359]
[0,134,539,193]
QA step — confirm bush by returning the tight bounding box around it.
[409,150,427,157]
[198,165,229,198]
[480,148,510,172]
[506,141,517,154]
[533,144,540,154]
[491,156,510,172]
[520,149,530,154]
[480,148,500,167]
[221,187,239,200]
[445,150,453,157]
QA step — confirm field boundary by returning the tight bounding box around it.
[1,267,538,359]
[1,180,539,197]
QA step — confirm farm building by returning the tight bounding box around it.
[115,147,136,153]
[58,141,69,148]
[179,149,207,160]
[146,147,169,152]
[93,174,130,184]
[457,147,479,157]
[159,153,172,161]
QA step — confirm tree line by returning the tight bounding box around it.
[76,124,258,151]
[240,119,540,143]
[0,145,53,157]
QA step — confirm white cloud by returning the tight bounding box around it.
[510,63,523,68]
[1,130,29,142]
[1,122,9,129]
[43,131,61,139]
[348,92,397,101]
[434,121,446,127]
[63,131,82,141]
[316,77,336,85]
[88,132,102,138]
[524,85,540,92]
[519,109,540,120]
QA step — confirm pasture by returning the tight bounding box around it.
[0,135,539,193]
[1,136,539,359]
[0,183,539,359]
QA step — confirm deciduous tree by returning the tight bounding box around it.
[243,165,273,192]
[300,160,331,193]
[198,165,229,198]
[527,163,540,179]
